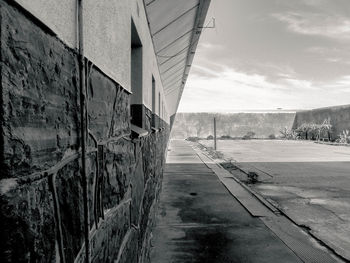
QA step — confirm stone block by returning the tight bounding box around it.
[55,158,84,262]
[130,142,144,225]
[88,68,130,141]
[1,1,79,179]
[0,177,56,262]
[113,228,138,263]
[103,139,135,210]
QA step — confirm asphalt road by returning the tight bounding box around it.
[200,139,350,261]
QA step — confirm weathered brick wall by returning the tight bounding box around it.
[0,2,170,262]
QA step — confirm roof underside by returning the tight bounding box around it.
[144,0,211,116]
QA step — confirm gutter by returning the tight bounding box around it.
[174,0,212,116]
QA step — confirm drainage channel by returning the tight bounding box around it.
[193,145,346,263]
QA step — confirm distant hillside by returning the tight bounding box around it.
[171,112,296,139]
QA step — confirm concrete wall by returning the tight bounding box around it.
[172,106,350,140]
[0,2,169,262]
[171,112,296,139]
[293,105,350,140]
[13,0,169,122]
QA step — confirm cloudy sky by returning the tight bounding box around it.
[178,0,350,112]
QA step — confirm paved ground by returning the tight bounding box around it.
[150,140,340,263]
[200,139,350,261]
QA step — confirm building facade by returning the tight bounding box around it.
[0,0,210,262]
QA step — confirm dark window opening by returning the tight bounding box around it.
[152,76,156,128]
[158,92,161,127]
[158,92,161,117]
[130,19,143,128]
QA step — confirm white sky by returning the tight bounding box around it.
[178,0,350,112]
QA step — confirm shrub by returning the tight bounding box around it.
[220,135,232,140]
[296,119,332,141]
[279,127,299,140]
[242,131,255,140]
[268,134,276,139]
[207,135,214,140]
[247,172,259,184]
[186,136,199,142]
[336,130,350,144]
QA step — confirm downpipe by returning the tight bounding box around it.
[77,0,90,262]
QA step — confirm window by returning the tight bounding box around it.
[151,76,156,128]
[162,102,164,119]
[130,19,143,128]
[158,92,161,117]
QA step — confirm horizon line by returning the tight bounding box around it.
[177,103,350,114]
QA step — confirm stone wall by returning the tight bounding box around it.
[0,2,169,262]
[293,105,350,140]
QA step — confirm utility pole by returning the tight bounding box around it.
[214,117,217,150]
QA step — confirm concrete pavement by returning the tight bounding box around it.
[150,140,340,263]
[199,139,350,261]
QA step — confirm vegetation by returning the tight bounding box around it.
[242,131,255,140]
[268,134,276,139]
[186,116,349,144]
[247,172,259,184]
[279,127,299,140]
[295,123,312,140]
[279,118,336,142]
[336,130,350,144]
[319,119,333,141]
[186,136,200,142]
[171,112,296,139]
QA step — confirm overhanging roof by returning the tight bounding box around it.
[143,0,211,116]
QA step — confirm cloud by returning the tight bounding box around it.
[306,46,342,54]
[189,63,226,79]
[178,0,350,113]
[272,12,350,41]
[301,0,329,7]
[178,64,350,112]
[327,75,350,89]
[198,42,224,50]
